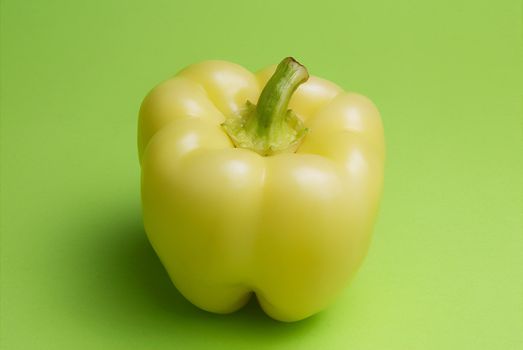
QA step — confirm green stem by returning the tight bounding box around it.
[251,57,309,136]
[222,57,309,156]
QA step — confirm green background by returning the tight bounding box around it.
[1,0,522,348]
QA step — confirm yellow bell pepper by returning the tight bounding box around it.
[138,57,384,322]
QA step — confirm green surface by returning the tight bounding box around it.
[1,0,522,348]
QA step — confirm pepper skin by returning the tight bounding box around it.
[138,58,384,322]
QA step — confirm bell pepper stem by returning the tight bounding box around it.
[252,57,309,136]
[222,57,309,156]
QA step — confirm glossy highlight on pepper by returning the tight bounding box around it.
[138,57,385,322]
